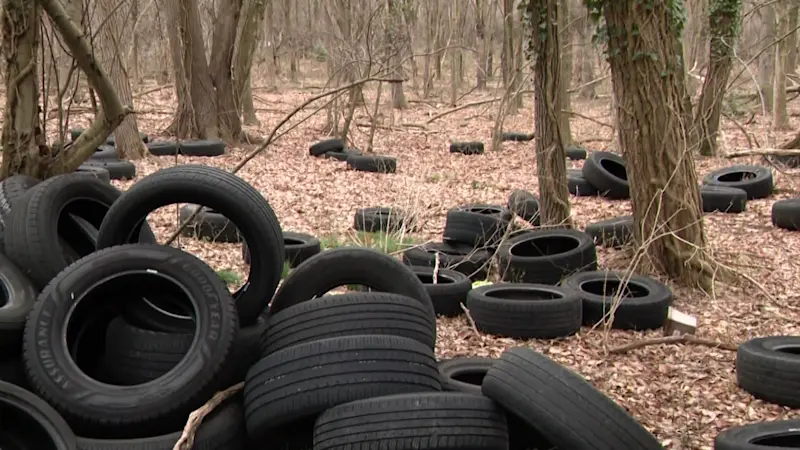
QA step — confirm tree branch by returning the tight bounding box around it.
[38,0,131,172]
[609,334,738,354]
[727,148,800,157]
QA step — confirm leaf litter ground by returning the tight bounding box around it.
[64,86,799,450]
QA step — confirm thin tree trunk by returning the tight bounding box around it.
[234,0,267,125]
[558,0,572,144]
[604,1,713,290]
[758,4,777,111]
[476,0,487,89]
[787,3,799,76]
[97,0,147,159]
[284,0,298,81]
[529,0,572,227]
[773,0,791,130]
[209,0,244,140]
[242,76,258,125]
[575,1,596,99]
[388,0,407,108]
[130,0,140,87]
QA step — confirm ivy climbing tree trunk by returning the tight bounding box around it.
[693,0,741,156]
[209,0,244,140]
[600,0,713,290]
[558,0,573,145]
[527,0,573,227]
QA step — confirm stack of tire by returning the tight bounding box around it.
[310,138,397,173]
[71,128,141,181]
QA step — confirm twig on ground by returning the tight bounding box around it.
[609,334,738,354]
[172,382,244,450]
[460,303,480,335]
[727,148,800,157]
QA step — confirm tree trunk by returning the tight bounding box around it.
[604,1,712,290]
[501,0,514,89]
[576,2,597,99]
[476,0,487,89]
[558,0,573,145]
[1,0,47,178]
[130,0,140,87]
[209,0,244,140]
[694,0,741,156]
[787,3,799,76]
[284,0,298,82]
[528,0,572,227]
[773,0,791,130]
[758,3,777,111]
[388,0,407,109]
[96,0,147,160]
[242,76,259,125]
[167,0,218,139]
[234,0,266,125]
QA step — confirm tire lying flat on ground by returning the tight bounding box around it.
[408,265,472,317]
[353,207,409,233]
[482,347,663,450]
[507,190,540,225]
[450,141,485,155]
[700,185,747,213]
[346,154,397,173]
[585,215,634,248]
[496,229,598,285]
[88,145,117,160]
[566,144,588,160]
[702,165,774,200]
[561,271,672,330]
[500,132,534,142]
[75,164,112,183]
[736,336,800,408]
[771,199,800,231]
[81,160,136,180]
[310,138,346,157]
[438,357,494,396]
[402,241,493,281]
[242,231,322,266]
[567,168,601,197]
[325,148,362,161]
[96,165,284,326]
[178,204,243,243]
[443,204,512,247]
[714,419,800,450]
[466,283,582,339]
[581,151,630,199]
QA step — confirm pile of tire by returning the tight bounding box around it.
[70,128,140,181]
[309,138,397,173]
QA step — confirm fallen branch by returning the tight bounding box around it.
[563,110,614,129]
[566,74,610,93]
[727,148,800,158]
[172,382,244,450]
[423,89,535,125]
[163,76,403,245]
[459,303,480,336]
[608,334,738,354]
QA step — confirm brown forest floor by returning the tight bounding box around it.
[60,84,800,449]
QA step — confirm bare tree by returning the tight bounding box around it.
[558,0,573,144]
[773,0,793,130]
[758,2,776,111]
[234,0,267,125]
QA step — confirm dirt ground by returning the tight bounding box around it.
[64,84,800,449]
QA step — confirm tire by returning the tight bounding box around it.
[496,229,598,285]
[243,231,322,267]
[104,132,149,146]
[566,145,588,160]
[507,190,540,225]
[310,138,345,157]
[75,164,112,183]
[561,271,672,330]
[736,336,800,408]
[243,335,442,441]
[581,151,630,199]
[584,215,634,248]
[702,165,774,200]
[313,392,509,450]
[771,198,800,231]
[268,247,435,321]
[82,160,136,180]
[262,292,437,355]
[438,357,494,396]
[74,396,246,450]
[22,244,239,438]
[482,347,663,450]
[700,185,748,213]
[353,207,408,233]
[567,168,601,196]
[500,132,533,142]
[178,204,243,243]
[96,165,284,326]
[179,139,225,157]
[0,380,76,449]
[443,204,512,247]
[0,356,28,389]
[0,253,38,357]
[409,266,472,317]
[402,241,492,281]
[467,283,582,339]
[0,175,41,221]
[325,148,362,161]
[88,145,117,161]
[146,141,179,156]
[5,174,157,289]
[714,419,800,450]
[346,154,397,173]
[449,141,485,155]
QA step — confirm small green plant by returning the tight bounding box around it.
[471,180,486,190]
[320,231,417,254]
[281,261,291,279]
[217,269,241,286]
[426,173,442,183]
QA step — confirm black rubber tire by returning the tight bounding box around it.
[178,204,243,243]
[96,165,284,327]
[243,231,322,267]
[402,241,493,281]
[566,144,588,160]
[353,207,408,233]
[325,148,362,161]
[22,244,238,438]
[467,283,582,339]
[0,380,76,450]
[179,139,226,157]
[103,132,149,146]
[567,168,601,196]
[243,335,442,441]
[713,419,800,450]
[581,151,630,199]
[438,357,493,396]
[700,185,748,213]
[346,154,397,173]
[500,132,533,142]
[449,141,485,155]
[409,266,472,317]
[443,204,512,247]
[88,145,117,161]
[81,160,136,180]
[262,292,437,355]
[771,198,800,231]
[506,190,540,225]
[5,174,157,289]
[482,347,663,450]
[268,247,435,322]
[0,356,28,389]
[312,392,509,450]
[0,174,40,250]
[0,253,38,357]
[75,396,246,449]
[561,270,673,330]
[584,215,634,248]
[70,128,83,141]
[736,336,800,408]
[146,141,179,156]
[75,164,112,183]
[310,138,345,157]
[703,165,774,200]
[496,229,598,285]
